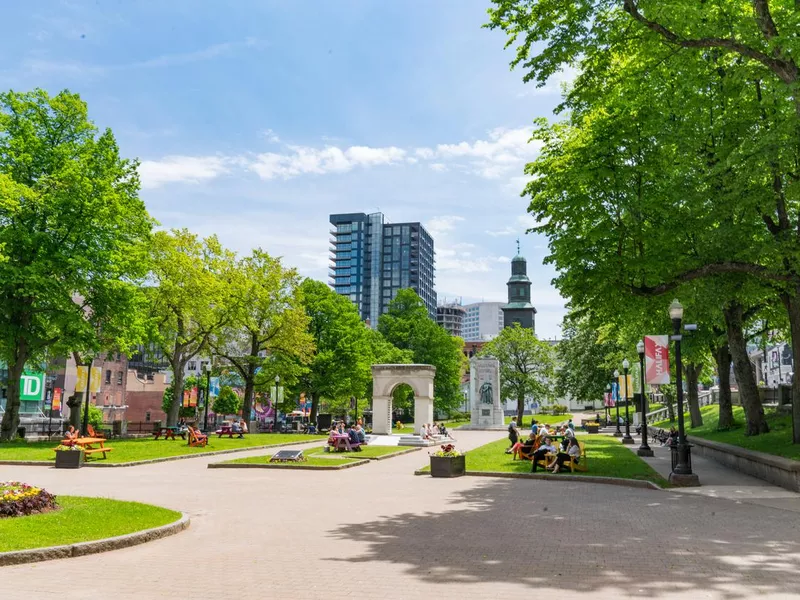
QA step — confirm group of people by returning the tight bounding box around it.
[508,418,582,474]
[329,420,367,447]
[420,423,448,440]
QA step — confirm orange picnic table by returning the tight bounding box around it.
[59,437,114,460]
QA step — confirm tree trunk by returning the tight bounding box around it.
[724,303,769,435]
[713,343,734,430]
[781,291,800,444]
[0,358,26,441]
[66,392,84,429]
[517,396,525,428]
[684,363,704,428]
[168,351,184,427]
[664,386,675,422]
[240,332,260,431]
[309,392,319,425]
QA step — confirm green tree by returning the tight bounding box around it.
[487,0,800,440]
[378,289,466,416]
[212,249,313,429]
[0,89,152,440]
[148,229,232,427]
[294,279,371,423]
[480,324,555,426]
[213,385,242,416]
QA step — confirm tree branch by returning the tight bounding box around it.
[622,0,798,84]
[630,262,794,296]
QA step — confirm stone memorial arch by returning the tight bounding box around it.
[371,364,436,435]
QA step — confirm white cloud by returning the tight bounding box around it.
[425,215,464,237]
[249,144,406,180]
[431,127,542,180]
[415,148,434,160]
[139,155,231,189]
[429,163,447,172]
[486,226,516,237]
[261,129,280,143]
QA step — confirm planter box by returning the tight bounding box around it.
[55,450,83,469]
[587,425,600,434]
[430,455,465,478]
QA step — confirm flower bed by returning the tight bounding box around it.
[0,482,58,518]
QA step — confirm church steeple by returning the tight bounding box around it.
[501,241,537,332]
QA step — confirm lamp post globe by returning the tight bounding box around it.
[636,339,653,456]
[668,299,699,486]
[621,359,634,444]
[613,370,622,437]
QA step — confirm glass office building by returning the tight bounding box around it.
[329,212,436,327]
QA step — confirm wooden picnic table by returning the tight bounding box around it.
[58,436,114,460]
[153,426,186,440]
[328,433,360,452]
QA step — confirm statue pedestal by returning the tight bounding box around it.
[468,358,505,430]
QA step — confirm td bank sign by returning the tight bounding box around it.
[20,372,45,401]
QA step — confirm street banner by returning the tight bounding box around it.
[183,390,190,407]
[603,392,614,407]
[617,374,634,399]
[52,388,62,412]
[189,387,197,407]
[631,363,642,395]
[75,366,102,393]
[644,335,670,384]
[610,381,619,405]
[20,371,45,401]
[209,377,220,397]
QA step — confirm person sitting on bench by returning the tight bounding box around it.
[547,437,581,474]
[347,425,362,450]
[512,432,536,460]
[64,425,79,445]
[531,436,557,472]
[354,424,366,444]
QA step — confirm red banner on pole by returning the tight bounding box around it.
[645,335,670,384]
[52,388,62,412]
[189,387,197,407]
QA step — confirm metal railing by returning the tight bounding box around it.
[645,390,714,423]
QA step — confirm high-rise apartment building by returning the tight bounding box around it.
[436,300,466,337]
[329,212,436,326]
[461,302,505,342]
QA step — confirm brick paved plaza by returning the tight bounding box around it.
[1,430,799,600]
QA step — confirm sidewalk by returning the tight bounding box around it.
[614,426,800,513]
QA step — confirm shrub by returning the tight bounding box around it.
[551,404,569,415]
[82,404,104,429]
[0,481,58,518]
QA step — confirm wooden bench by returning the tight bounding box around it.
[83,447,113,459]
[534,441,588,473]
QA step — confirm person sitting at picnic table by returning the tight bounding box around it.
[512,432,537,460]
[567,419,575,431]
[560,425,575,450]
[346,425,361,450]
[531,436,557,472]
[537,423,550,437]
[64,425,79,445]
[547,437,581,474]
[354,424,366,444]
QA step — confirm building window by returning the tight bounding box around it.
[105,370,111,384]
[145,412,151,422]
[116,371,123,385]
[188,361,197,371]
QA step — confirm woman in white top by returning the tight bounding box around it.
[548,437,581,474]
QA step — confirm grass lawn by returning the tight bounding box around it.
[504,414,573,426]
[654,405,800,461]
[0,433,323,464]
[0,496,180,552]
[454,435,668,486]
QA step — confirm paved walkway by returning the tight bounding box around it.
[2,430,800,599]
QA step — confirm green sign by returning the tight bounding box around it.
[20,371,45,401]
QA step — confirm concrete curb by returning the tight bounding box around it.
[0,513,190,567]
[369,447,421,461]
[208,459,370,470]
[413,469,663,490]
[0,437,325,468]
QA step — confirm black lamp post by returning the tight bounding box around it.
[622,359,634,444]
[203,362,212,433]
[605,384,611,426]
[274,375,280,433]
[613,370,622,437]
[637,340,654,457]
[668,299,699,485]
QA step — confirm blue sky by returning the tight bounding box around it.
[1,0,569,339]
